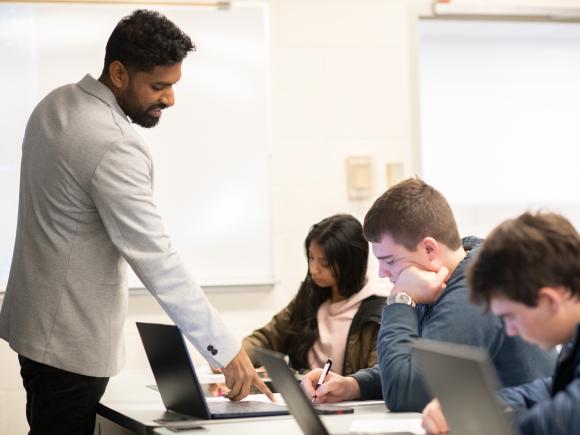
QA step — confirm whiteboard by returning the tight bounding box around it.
[418,19,580,237]
[0,2,272,289]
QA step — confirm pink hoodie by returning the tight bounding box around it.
[308,277,390,375]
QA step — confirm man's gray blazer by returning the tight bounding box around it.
[0,75,240,377]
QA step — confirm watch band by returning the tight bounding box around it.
[387,291,417,308]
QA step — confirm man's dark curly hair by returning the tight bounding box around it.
[469,212,580,309]
[103,9,195,74]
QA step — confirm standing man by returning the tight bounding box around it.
[301,178,556,411]
[0,10,272,435]
[422,212,580,435]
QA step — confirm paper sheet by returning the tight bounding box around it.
[349,419,425,434]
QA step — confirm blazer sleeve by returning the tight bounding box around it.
[90,138,240,368]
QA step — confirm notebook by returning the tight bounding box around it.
[136,322,288,419]
[413,339,516,435]
[256,348,415,435]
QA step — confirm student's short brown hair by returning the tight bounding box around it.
[363,178,461,251]
[469,212,580,309]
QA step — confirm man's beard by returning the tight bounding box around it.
[126,103,166,128]
[119,86,166,128]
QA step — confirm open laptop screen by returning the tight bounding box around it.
[413,339,515,435]
[137,322,288,420]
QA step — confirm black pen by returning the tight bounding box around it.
[311,358,332,403]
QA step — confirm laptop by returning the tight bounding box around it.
[413,339,516,435]
[256,348,414,435]
[136,322,288,419]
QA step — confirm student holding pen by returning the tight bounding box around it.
[243,214,390,376]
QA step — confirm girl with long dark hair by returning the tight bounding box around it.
[243,214,388,375]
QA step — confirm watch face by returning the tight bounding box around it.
[388,292,416,307]
[396,293,411,304]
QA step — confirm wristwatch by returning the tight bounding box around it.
[387,291,417,308]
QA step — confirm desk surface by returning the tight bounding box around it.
[151,408,423,435]
[96,370,423,435]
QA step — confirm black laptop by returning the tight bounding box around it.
[136,322,288,419]
[413,339,516,435]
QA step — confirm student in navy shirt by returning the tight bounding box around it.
[423,211,580,435]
